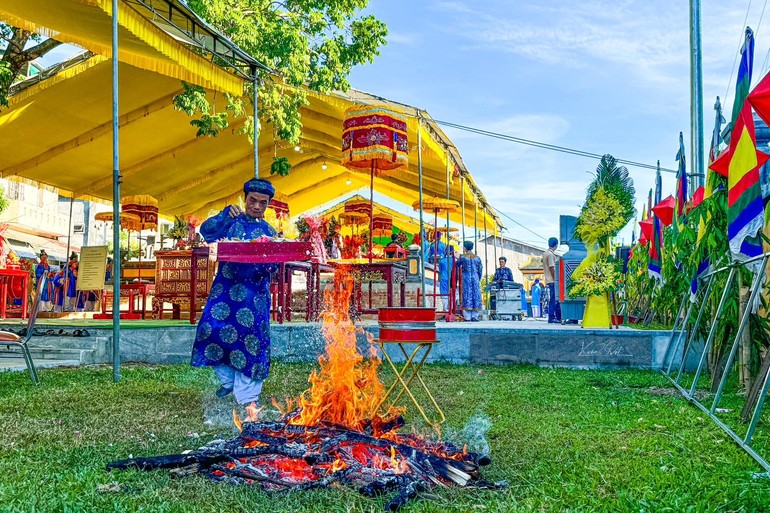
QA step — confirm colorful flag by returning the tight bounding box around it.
[691,97,725,298]
[727,103,768,264]
[730,27,755,124]
[676,132,688,215]
[649,163,663,281]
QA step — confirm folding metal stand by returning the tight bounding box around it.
[375,339,446,428]
[659,253,770,476]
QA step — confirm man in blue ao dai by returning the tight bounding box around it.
[190,178,278,406]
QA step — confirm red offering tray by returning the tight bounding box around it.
[216,240,314,263]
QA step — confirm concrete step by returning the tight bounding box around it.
[28,337,100,350]
[0,357,82,373]
[0,345,97,365]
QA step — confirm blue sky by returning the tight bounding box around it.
[345,0,770,247]
[36,0,770,248]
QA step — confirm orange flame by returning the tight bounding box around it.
[283,267,399,430]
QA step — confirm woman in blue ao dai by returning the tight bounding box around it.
[190,178,278,406]
[457,240,483,322]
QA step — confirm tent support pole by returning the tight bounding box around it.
[461,177,466,246]
[63,197,73,312]
[252,67,259,179]
[417,118,426,302]
[112,0,122,383]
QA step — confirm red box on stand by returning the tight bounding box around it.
[216,241,314,263]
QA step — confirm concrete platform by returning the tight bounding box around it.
[0,318,675,372]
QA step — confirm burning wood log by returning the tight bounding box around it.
[107,420,506,511]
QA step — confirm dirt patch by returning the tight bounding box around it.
[645,386,710,400]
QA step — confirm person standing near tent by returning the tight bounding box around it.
[428,231,450,313]
[35,250,51,311]
[531,278,542,318]
[457,240,483,322]
[65,252,80,311]
[191,178,278,409]
[544,237,561,324]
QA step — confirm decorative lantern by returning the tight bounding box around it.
[342,104,409,260]
[344,199,373,216]
[121,195,159,231]
[268,191,290,218]
[372,214,393,239]
[95,211,142,232]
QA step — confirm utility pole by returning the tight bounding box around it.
[690,0,705,190]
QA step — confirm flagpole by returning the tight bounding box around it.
[690,0,705,189]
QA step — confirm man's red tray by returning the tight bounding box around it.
[216,241,314,263]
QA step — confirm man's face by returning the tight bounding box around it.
[499,259,505,268]
[245,192,270,219]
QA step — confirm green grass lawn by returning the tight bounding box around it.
[1,362,769,512]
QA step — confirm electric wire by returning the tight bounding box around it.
[496,210,548,242]
[433,119,677,174]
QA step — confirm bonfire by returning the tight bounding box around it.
[108,269,504,511]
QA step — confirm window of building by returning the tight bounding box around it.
[7,181,24,201]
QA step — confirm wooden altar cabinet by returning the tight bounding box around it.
[331,259,407,315]
[152,247,214,324]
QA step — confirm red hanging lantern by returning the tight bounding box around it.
[342,105,409,261]
[268,191,290,217]
[372,214,393,238]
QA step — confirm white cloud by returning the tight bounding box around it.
[387,32,421,46]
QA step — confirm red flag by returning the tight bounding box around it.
[652,195,676,227]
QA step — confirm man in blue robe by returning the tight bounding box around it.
[191,178,278,407]
[493,256,513,284]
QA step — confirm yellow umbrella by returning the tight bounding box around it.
[95,211,142,232]
[121,195,159,231]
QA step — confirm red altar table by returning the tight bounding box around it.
[271,261,334,323]
[0,267,29,319]
[95,283,155,320]
[330,259,407,315]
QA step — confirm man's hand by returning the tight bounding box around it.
[228,205,244,218]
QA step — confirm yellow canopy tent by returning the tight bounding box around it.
[0,0,502,232]
[317,195,426,238]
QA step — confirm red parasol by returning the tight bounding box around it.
[652,195,676,227]
[342,105,408,261]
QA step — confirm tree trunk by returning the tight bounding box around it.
[710,326,733,393]
[741,340,770,423]
[1,25,62,101]
[738,273,753,391]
